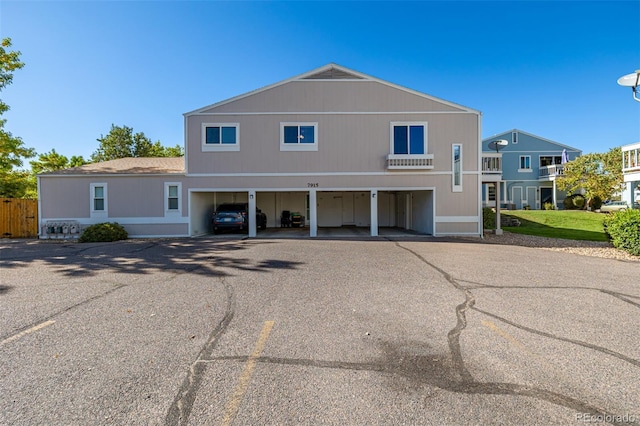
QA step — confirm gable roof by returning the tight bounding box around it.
[184,63,480,116]
[39,157,185,176]
[483,129,582,152]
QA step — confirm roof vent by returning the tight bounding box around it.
[303,68,364,80]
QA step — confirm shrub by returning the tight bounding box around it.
[563,197,574,210]
[591,195,603,211]
[603,209,640,256]
[564,194,586,210]
[543,202,555,210]
[572,194,586,209]
[79,222,128,243]
[483,207,495,230]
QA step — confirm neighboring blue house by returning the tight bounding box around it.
[621,142,640,208]
[482,129,581,209]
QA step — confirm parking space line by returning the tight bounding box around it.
[480,318,600,384]
[1,320,56,346]
[481,319,528,352]
[222,320,274,426]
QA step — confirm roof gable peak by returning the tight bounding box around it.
[483,129,581,152]
[300,64,366,80]
[185,63,480,116]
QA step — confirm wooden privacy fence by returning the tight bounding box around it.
[0,198,38,238]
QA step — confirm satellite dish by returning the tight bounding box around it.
[488,139,508,152]
[617,70,640,102]
[617,70,640,87]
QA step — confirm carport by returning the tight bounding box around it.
[189,189,310,237]
[255,191,308,229]
[189,190,249,236]
[189,188,434,238]
[377,189,434,235]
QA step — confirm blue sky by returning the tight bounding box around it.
[1,1,639,164]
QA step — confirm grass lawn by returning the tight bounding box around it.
[501,210,609,241]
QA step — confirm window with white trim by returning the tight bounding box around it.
[488,184,496,201]
[390,122,427,155]
[452,144,462,192]
[165,182,182,214]
[539,156,562,167]
[512,131,518,144]
[90,183,108,218]
[202,123,239,152]
[519,155,531,171]
[280,122,318,151]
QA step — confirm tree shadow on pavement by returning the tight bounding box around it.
[0,238,303,278]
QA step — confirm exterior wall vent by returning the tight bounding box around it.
[303,68,364,80]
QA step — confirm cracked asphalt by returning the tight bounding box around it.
[0,236,638,425]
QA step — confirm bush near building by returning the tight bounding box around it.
[79,222,128,243]
[603,209,640,256]
[563,194,589,210]
[483,207,495,231]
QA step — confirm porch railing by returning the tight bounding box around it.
[622,146,640,173]
[482,153,502,175]
[386,154,434,170]
[539,164,564,179]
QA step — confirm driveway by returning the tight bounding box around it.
[213,226,424,239]
[1,237,638,425]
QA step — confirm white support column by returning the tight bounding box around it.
[405,193,412,230]
[370,189,378,237]
[309,189,317,237]
[495,182,503,235]
[552,180,557,209]
[248,190,257,237]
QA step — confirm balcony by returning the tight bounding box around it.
[539,164,564,181]
[386,154,434,170]
[622,144,640,181]
[481,153,502,182]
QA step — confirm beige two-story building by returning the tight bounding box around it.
[38,64,485,238]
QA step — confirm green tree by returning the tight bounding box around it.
[162,145,184,157]
[557,147,624,208]
[91,124,183,162]
[0,37,36,198]
[69,155,87,168]
[30,149,87,175]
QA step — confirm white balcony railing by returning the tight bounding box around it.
[482,153,502,175]
[622,145,640,173]
[539,164,564,179]
[386,154,434,170]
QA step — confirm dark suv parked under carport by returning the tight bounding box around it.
[211,203,267,234]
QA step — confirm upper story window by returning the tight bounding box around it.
[280,122,318,151]
[512,131,518,144]
[540,156,562,167]
[202,123,239,152]
[165,182,182,214]
[519,155,531,171]
[452,144,462,192]
[90,183,108,218]
[390,122,427,155]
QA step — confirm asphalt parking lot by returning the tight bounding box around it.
[1,236,638,425]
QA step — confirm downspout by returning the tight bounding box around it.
[477,112,483,238]
[37,175,42,239]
